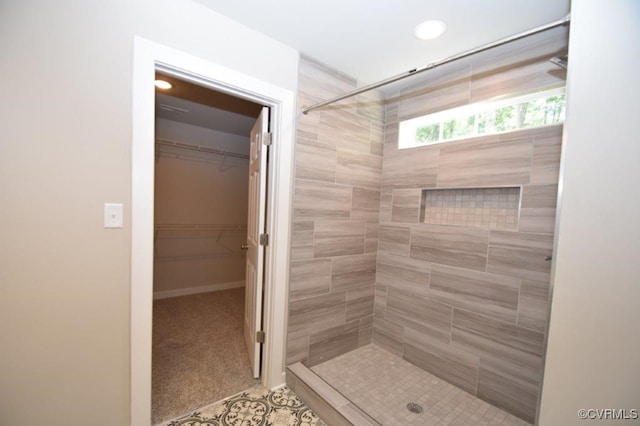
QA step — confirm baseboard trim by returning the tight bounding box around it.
[153,280,245,300]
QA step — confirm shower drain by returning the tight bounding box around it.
[406,402,424,414]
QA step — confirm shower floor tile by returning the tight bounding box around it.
[311,344,530,426]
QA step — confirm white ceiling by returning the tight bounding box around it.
[193,0,570,85]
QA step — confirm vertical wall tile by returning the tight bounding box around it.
[378,225,411,257]
[288,291,347,338]
[346,285,375,321]
[391,188,422,223]
[376,253,430,298]
[364,223,379,254]
[410,224,489,271]
[517,280,551,333]
[386,288,452,343]
[403,328,479,395]
[308,320,360,366]
[290,259,331,301]
[336,149,382,190]
[372,317,404,356]
[531,130,562,184]
[437,135,533,187]
[294,179,352,220]
[351,188,381,222]
[331,254,376,291]
[314,220,366,258]
[291,221,314,261]
[487,231,553,281]
[382,146,439,188]
[430,264,519,323]
[295,142,336,182]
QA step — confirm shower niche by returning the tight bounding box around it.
[420,187,521,230]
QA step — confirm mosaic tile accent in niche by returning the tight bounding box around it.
[421,187,520,230]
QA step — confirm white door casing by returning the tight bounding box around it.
[245,107,269,378]
[132,37,295,426]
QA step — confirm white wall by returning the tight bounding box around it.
[538,1,640,424]
[154,119,249,296]
[0,0,297,424]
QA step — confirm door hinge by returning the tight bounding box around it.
[263,132,272,146]
[259,233,269,246]
[256,331,265,344]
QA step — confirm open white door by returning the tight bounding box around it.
[244,107,269,379]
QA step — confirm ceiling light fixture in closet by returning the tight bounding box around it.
[155,79,173,90]
[413,20,447,40]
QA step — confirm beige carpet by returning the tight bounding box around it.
[152,287,258,424]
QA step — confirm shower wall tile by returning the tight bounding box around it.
[410,224,489,271]
[519,207,556,234]
[286,332,309,365]
[288,291,347,338]
[295,143,336,182]
[372,317,404,356]
[308,320,360,366]
[370,123,384,157]
[452,309,545,361]
[320,110,372,154]
[403,328,480,395]
[358,316,374,347]
[477,359,540,424]
[517,280,551,333]
[437,135,533,187]
[379,188,393,222]
[373,285,387,318]
[290,259,331,301]
[376,253,430,298]
[531,132,562,184]
[346,285,375,321]
[294,179,352,220]
[378,225,411,257]
[331,254,376,291]
[336,149,382,190]
[291,221,314,261]
[289,56,384,368]
[364,223,379,254]
[382,146,439,188]
[521,184,558,208]
[391,188,421,223]
[430,265,519,323]
[487,231,553,282]
[386,288,452,343]
[470,59,564,105]
[313,220,366,258]
[397,66,471,121]
[351,188,380,223]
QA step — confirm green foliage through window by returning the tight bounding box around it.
[399,88,566,148]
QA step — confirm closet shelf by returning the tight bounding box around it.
[155,138,249,160]
[155,223,247,231]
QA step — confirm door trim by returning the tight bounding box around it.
[131,36,295,425]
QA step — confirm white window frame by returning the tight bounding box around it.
[399,86,566,149]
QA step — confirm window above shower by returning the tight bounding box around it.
[398,86,566,149]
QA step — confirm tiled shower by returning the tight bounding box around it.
[288,28,567,425]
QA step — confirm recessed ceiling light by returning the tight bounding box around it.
[154,79,173,90]
[413,20,447,40]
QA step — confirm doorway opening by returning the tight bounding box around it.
[131,37,295,426]
[151,73,266,423]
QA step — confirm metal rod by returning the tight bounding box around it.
[302,14,570,115]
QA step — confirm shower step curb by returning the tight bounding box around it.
[287,363,380,426]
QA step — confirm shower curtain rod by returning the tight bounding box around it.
[301,14,571,115]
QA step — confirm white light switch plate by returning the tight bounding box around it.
[104,203,123,228]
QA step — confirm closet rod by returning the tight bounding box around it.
[155,138,249,160]
[302,14,570,115]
